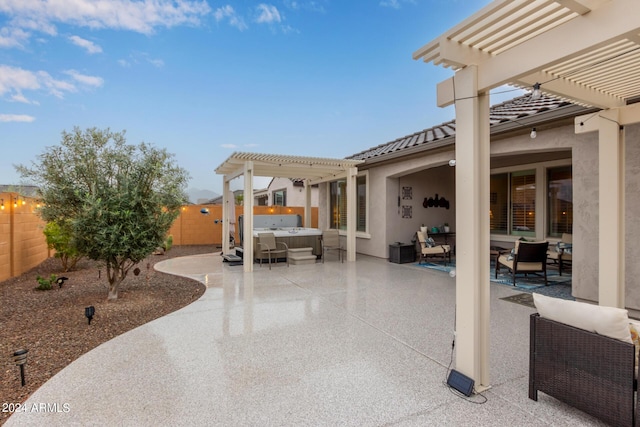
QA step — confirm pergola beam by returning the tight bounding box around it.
[429,0,638,109]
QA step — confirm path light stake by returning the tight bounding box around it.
[56,276,68,288]
[13,349,28,386]
[85,306,95,325]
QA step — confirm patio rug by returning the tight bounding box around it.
[415,261,574,305]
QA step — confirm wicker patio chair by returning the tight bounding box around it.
[495,241,549,286]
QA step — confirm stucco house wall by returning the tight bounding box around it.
[325,114,640,311]
[258,177,319,207]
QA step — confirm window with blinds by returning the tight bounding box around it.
[511,170,536,235]
[490,174,508,234]
[547,166,572,237]
[329,176,367,232]
[357,176,366,232]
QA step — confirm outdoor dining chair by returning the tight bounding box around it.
[257,232,289,269]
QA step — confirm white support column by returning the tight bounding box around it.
[304,179,312,228]
[598,110,625,308]
[243,161,254,272]
[452,65,491,391]
[346,167,358,262]
[222,177,230,255]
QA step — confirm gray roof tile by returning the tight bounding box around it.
[348,94,572,161]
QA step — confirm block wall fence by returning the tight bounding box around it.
[0,192,50,282]
[0,195,318,282]
[167,205,318,245]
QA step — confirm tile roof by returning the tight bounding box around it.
[347,94,578,161]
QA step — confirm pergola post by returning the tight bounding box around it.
[243,161,254,272]
[304,179,312,228]
[222,177,231,255]
[598,110,625,308]
[346,167,358,262]
[453,65,491,390]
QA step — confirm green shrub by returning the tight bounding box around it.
[164,235,173,252]
[35,274,57,291]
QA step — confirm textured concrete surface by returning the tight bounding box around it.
[6,254,606,426]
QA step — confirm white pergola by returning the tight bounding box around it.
[414,0,640,391]
[214,152,363,272]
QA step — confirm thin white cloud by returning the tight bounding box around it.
[68,35,102,54]
[10,92,39,105]
[0,64,104,100]
[117,52,164,68]
[214,5,247,31]
[37,71,77,98]
[0,26,30,48]
[0,114,35,122]
[65,70,104,88]
[147,58,164,68]
[256,4,282,24]
[379,0,400,8]
[283,1,326,13]
[0,65,41,96]
[0,0,211,40]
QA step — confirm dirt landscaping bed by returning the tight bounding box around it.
[0,245,216,425]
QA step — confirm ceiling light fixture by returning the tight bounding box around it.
[530,128,537,139]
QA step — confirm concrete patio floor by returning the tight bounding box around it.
[6,253,605,426]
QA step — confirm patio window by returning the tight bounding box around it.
[547,166,573,237]
[273,189,286,206]
[490,170,536,237]
[329,175,367,232]
[511,170,536,236]
[492,165,573,239]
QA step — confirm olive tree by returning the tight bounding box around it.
[16,127,189,300]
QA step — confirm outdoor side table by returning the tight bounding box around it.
[389,243,415,264]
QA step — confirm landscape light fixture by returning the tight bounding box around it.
[85,306,95,325]
[530,128,537,139]
[531,82,541,100]
[13,349,28,386]
[200,208,209,215]
[13,197,17,208]
[1,198,4,210]
[56,276,68,288]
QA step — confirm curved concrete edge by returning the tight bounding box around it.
[5,253,224,427]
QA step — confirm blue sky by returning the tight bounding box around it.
[1,0,519,195]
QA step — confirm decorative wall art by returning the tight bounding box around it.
[402,205,412,219]
[423,194,450,209]
[402,186,412,200]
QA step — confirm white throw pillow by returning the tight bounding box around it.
[533,293,632,343]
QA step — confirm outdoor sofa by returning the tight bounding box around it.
[530,294,639,426]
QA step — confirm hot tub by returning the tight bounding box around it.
[252,227,322,259]
[252,227,322,238]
